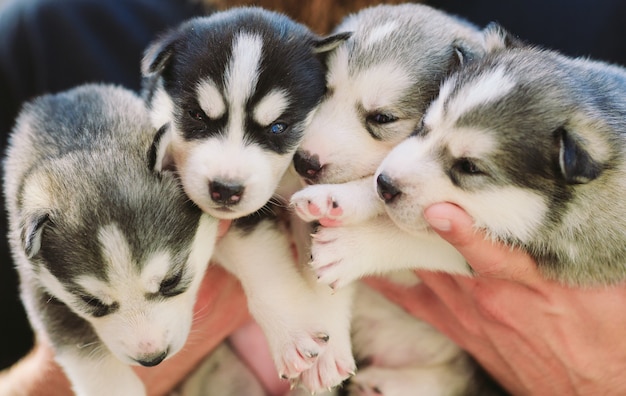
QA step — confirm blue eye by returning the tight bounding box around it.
[269,122,288,134]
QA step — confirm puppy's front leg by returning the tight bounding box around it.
[291,176,384,226]
[56,349,145,396]
[309,217,469,288]
[213,220,356,392]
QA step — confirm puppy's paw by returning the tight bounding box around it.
[291,185,348,226]
[291,184,372,227]
[309,227,363,289]
[298,339,356,393]
[275,330,330,379]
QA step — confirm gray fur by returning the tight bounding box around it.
[294,3,496,184]
[445,47,626,285]
[3,84,213,394]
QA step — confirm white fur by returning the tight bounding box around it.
[365,21,398,47]
[225,33,263,144]
[301,57,416,183]
[427,67,515,130]
[213,217,356,387]
[253,88,290,126]
[175,134,286,218]
[149,83,175,129]
[56,350,145,396]
[197,78,226,119]
[140,251,174,294]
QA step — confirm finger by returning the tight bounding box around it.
[423,203,541,284]
[363,275,465,334]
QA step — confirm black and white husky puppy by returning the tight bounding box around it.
[3,84,217,396]
[377,39,626,287]
[141,7,353,392]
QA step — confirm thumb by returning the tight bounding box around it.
[423,203,540,283]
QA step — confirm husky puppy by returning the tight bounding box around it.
[289,5,511,395]
[377,40,626,287]
[141,7,354,392]
[3,84,218,396]
[289,4,508,286]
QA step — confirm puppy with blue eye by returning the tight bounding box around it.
[142,7,356,392]
[3,84,218,396]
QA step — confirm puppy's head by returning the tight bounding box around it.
[142,7,349,219]
[376,45,624,249]
[293,4,506,184]
[9,86,216,366]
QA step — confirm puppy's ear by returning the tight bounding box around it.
[481,22,525,53]
[21,213,50,259]
[141,29,180,77]
[148,123,176,174]
[556,127,602,184]
[451,23,523,69]
[312,31,352,54]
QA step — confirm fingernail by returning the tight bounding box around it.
[426,217,451,232]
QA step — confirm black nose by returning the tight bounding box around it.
[209,180,244,205]
[136,351,168,367]
[293,151,322,180]
[377,173,401,203]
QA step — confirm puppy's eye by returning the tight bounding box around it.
[80,295,116,318]
[269,122,288,134]
[188,109,207,122]
[159,272,183,297]
[455,158,484,175]
[367,113,397,124]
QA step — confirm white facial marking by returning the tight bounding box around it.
[357,63,413,112]
[365,21,398,46]
[429,67,515,129]
[253,89,290,126]
[459,186,547,243]
[141,251,173,294]
[196,78,226,119]
[98,224,134,285]
[225,33,263,144]
[446,127,498,158]
[75,276,115,305]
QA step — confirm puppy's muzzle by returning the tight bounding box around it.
[135,349,169,367]
[293,151,322,182]
[209,180,244,205]
[376,173,401,203]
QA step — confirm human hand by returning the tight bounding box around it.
[366,203,626,395]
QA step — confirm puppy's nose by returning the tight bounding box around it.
[377,173,401,203]
[209,180,244,205]
[136,350,168,367]
[293,151,322,180]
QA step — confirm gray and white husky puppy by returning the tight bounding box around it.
[3,84,218,396]
[290,4,509,395]
[377,38,626,287]
[141,7,354,392]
